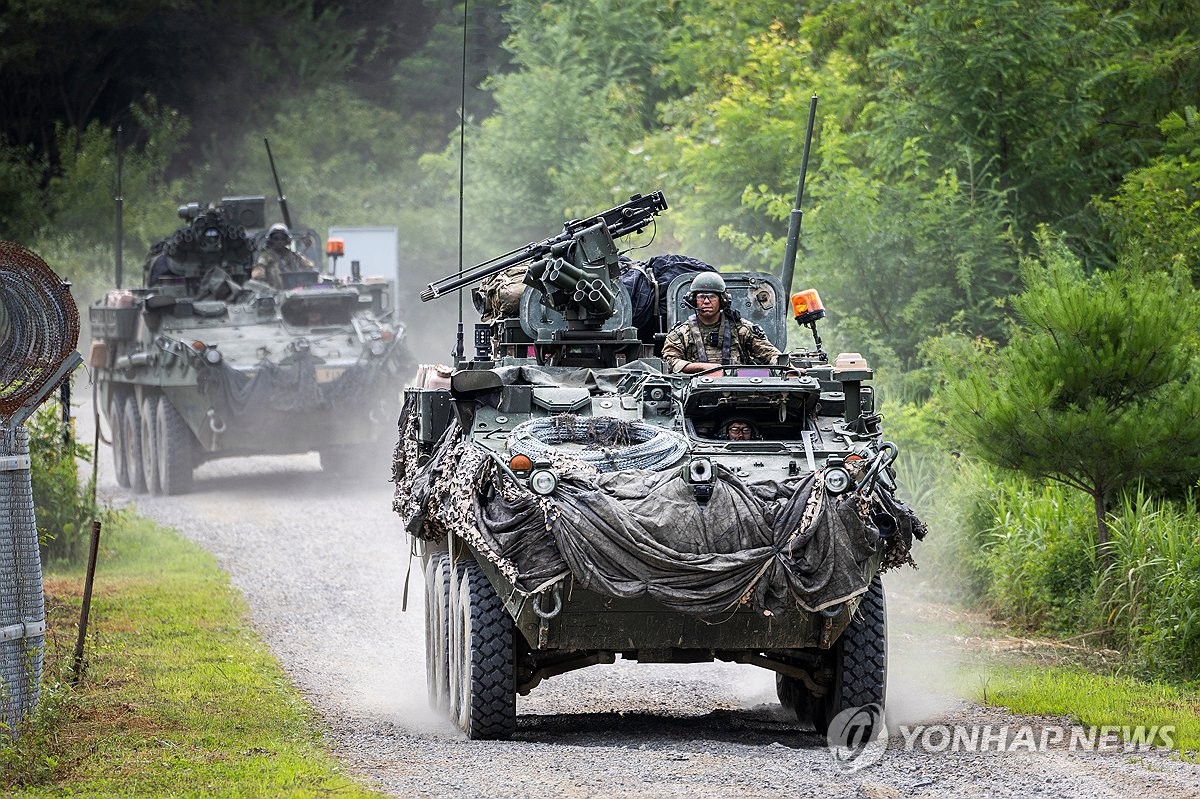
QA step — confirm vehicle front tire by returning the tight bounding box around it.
[156,396,194,495]
[812,574,887,737]
[140,395,161,495]
[123,396,146,493]
[450,559,515,740]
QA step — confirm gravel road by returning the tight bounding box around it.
[81,401,1198,799]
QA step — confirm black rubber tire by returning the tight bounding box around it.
[449,559,515,740]
[156,396,194,495]
[424,553,452,710]
[109,395,130,488]
[140,395,161,495]
[776,673,812,723]
[812,574,887,737]
[123,396,147,493]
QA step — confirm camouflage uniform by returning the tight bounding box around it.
[251,248,315,290]
[660,313,782,373]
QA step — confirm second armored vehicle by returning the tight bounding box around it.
[89,195,410,494]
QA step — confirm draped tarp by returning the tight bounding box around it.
[198,351,394,416]
[394,411,926,618]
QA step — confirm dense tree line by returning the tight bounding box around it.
[3,0,1199,674]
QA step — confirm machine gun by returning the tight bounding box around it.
[421,191,667,303]
[422,191,667,366]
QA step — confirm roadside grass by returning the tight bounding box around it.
[1,513,387,798]
[972,664,1200,756]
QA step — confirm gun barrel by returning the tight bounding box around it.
[420,241,554,302]
[420,191,669,303]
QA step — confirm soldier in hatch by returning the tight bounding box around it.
[660,272,783,374]
[723,418,757,440]
[251,223,314,289]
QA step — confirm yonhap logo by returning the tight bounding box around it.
[826,703,887,772]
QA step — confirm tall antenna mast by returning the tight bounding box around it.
[114,126,124,288]
[780,95,818,297]
[454,0,469,365]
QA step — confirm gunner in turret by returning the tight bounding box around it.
[251,223,314,289]
[660,272,782,374]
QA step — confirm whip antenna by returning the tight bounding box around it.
[454,0,470,365]
[114,126,124,288]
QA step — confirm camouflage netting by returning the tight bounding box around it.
[199,352,397,415]
[394,406,926,618]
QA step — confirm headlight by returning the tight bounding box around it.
[824,466,853,494]
[529,469,558,495]
[369,339,387,356]
[687,457,713,483]
[204,347,222,365]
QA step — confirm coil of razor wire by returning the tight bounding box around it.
[0,242,80,419]
[507,414,689,472]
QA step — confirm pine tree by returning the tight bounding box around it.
[946,235,1200,564]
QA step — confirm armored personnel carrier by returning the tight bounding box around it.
[393,188,926,740]
[89,194,410,494]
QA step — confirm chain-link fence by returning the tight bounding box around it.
[1,241,80,735]
[0,426,45,734]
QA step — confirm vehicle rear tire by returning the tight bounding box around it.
[812,574,887,737]
[140,395,161,495]
[123,396,147,493]
[449,559,515,740]
[156,396,194,495]
[424,553,452,710]
[109,395,130,488]
[776,673,813,724]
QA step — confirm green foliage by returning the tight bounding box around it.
[1105,489,1200,678]
[226,85,425,223]
[945,237,1200,546]
[921,454,1200,681]
[970,469,1100,632]
[1095,106,1200,279]
[871,0,1133,251]
[26,403,96,565]
[45,97,187,253]
[425,0,676,254]
[0,672,74,787]
[978,666,1200,752]
[800,128,1018,366]
[0,141,48,240]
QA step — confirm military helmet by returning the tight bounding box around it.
[267,222,291,242]
[690,271,726,295]
[688,271,729,308]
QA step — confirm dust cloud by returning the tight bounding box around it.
[884,566,975,730]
